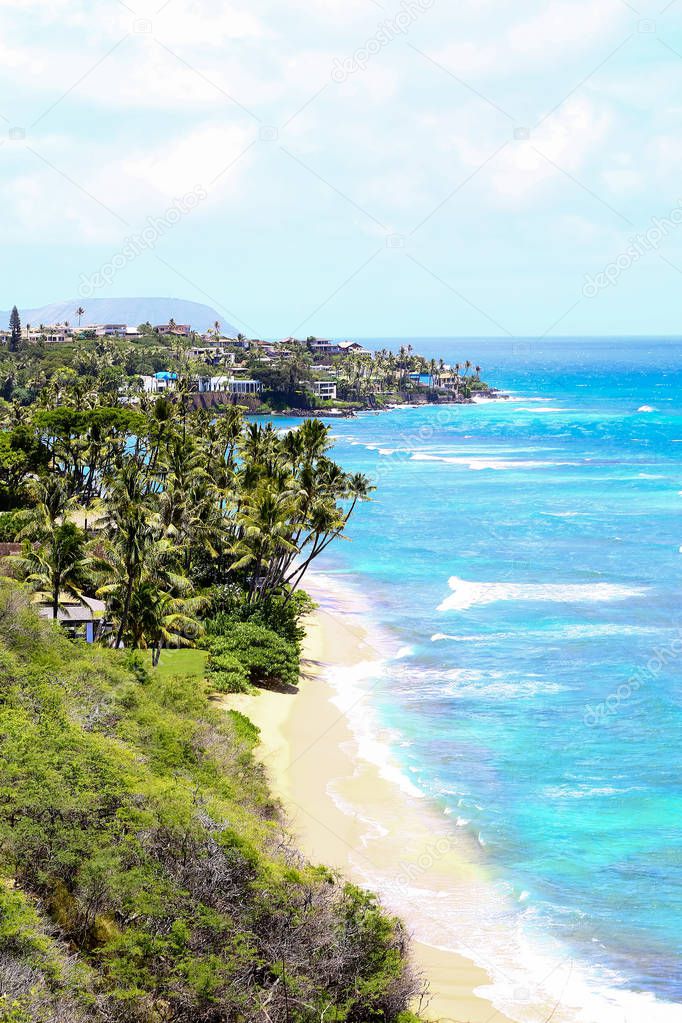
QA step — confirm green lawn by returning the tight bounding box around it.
[148,648,208,680]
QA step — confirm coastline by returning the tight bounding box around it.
[220,588,517,1023]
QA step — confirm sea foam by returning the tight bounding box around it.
[411,452,576,471]
[438,576,646,612]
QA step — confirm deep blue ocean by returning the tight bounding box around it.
[280,338,682,1019]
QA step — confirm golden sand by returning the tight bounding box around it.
[221,605,517,1023]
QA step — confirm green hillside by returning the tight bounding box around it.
[0,584,420,1023]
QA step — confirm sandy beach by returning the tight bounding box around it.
[222,590,517,1023]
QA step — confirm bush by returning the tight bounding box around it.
[205,650,251,693]
[122,650,151,685]
[208,586,316,648]
[0,512,22,542]
[206,622,299,691]
[0,584,421,1021]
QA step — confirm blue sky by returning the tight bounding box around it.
[2,0,682,337]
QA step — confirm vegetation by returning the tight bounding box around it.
[0,584,420,1021]
[0,313,487,1020]
[0,309,491,416]
[0,397,372,668]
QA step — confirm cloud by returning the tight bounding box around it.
[2,120,255,244]
[488,97,613,203]
[432,0,627,78]
[123,122,254,199]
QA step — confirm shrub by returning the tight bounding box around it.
[206,622,299,691]
[0,512,22,543]
[207,587,316,648]
[0,585,420,1021]
[205,650,251,693]
[122,650,151,685]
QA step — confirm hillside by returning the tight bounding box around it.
[0,298,238,335]
[0,583,419,1023]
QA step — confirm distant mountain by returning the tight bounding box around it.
[0,298,238,335]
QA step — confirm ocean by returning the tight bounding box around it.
[286,337,682,1022]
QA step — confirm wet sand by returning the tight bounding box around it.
[221,595,517,1022]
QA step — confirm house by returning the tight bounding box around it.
[95,324,127,337]
[5,325,74,344]
[230,378,262,396]
[38,596,107,644]
[307,338,341,356]
[337,341,370,355]
[139,372,178,393]
[156,323,191,337]
[197,376,262,396]
[312,380,337,400]
[189,345,235,365]
[42,325,74,344]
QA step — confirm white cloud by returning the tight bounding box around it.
[123,122,254,199]
[2,120,255,244]
[488,97,612,203]
[432,0,627,77]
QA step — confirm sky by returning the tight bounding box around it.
[2,0,682,338]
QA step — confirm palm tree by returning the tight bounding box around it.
[97,463,157,648]
[17,477,76,541]
[17,521,91,620]
[76,306,85,327]
[102,565,203,663]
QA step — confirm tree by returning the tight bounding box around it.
[17,477,75,541]
[76,306,85,326]
[114,574,203,664]
[9,306,20,353]
[96,463,157,648]
[17,520,91,620]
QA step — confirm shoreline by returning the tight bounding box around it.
[221,593,517,1022]
[248,388,508,420]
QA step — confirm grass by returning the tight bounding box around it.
[148,647,208,680]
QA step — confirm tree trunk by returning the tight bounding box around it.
[115,573,134,649]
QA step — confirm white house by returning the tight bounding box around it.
[95,324,127,337]
[337,341,370,355]
[139,372,178,393]
[197,376,262,395]
[312,380,337,400]
[231,378,262,395]
[189,345,235,364]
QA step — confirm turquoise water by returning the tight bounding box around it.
[292,338,682,1016]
